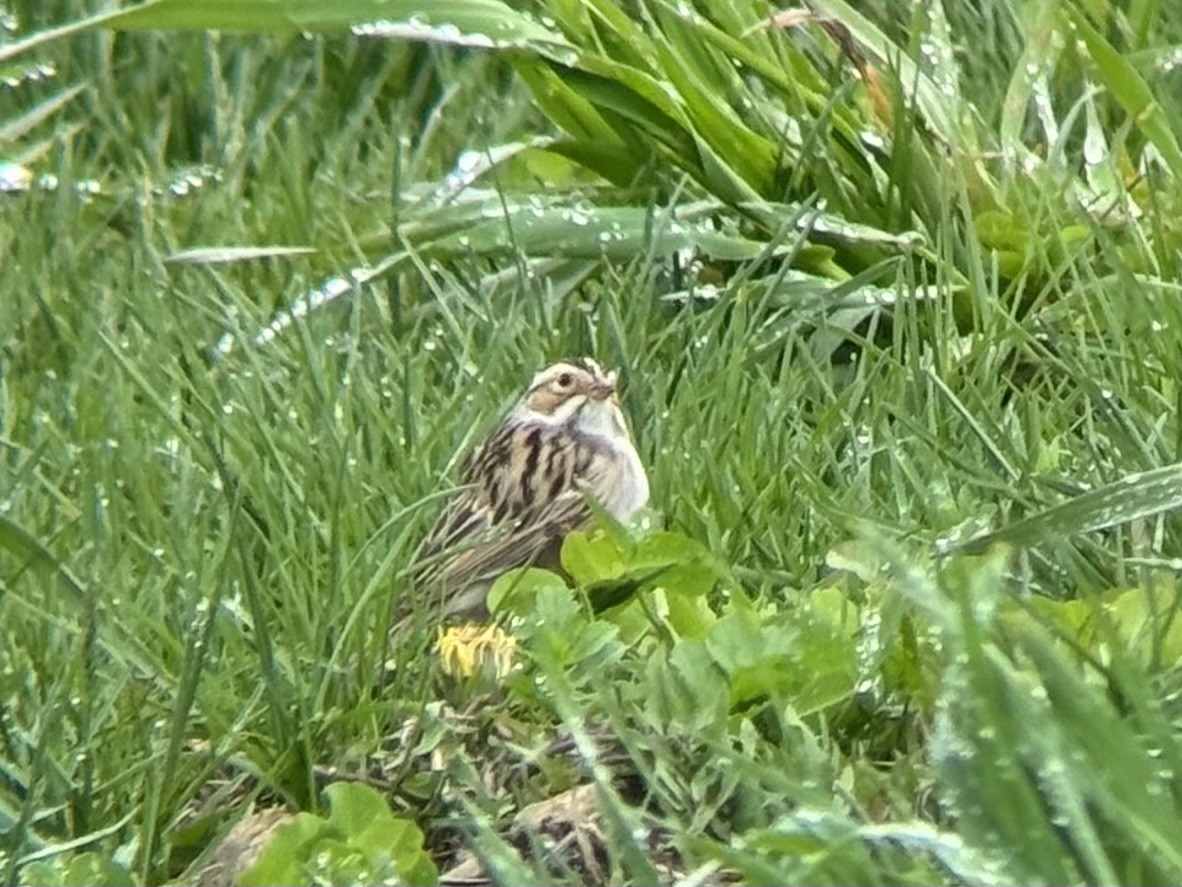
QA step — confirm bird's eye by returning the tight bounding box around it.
[556,373,573,388]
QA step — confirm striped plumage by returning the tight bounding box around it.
[409,357,649,620]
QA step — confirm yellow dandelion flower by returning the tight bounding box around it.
[435,623,518,681]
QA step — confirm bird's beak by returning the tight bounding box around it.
[588,376,617,401]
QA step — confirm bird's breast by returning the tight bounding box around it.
[582,431,648,522]
[569,400,649,520]
[608,437,650,520]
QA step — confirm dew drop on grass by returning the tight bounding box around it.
[861,130,886,150]
[1161,46,1182,72]
[0,161,32,192]
[854,677,877,697]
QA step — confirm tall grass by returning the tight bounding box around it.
[2,0,1181,883]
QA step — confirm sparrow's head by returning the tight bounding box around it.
[519,357,620,427]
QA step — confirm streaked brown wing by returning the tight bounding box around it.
[411,421,529,568]
[410,420,608,615]
[431,489,590,599]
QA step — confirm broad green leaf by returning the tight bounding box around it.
[1013,584,1182,670]
[705,605,857,715]
[974,210,1030,253]
[324,784,435,884]
[662,591,717,639]
[238,813,328,887]
[950,463,1182,555]
[406,198,783,262]
[512,60,632,149]
[390,195,909,266]
[648,41,778,192]
[528,586,622,669]
[561,529,627,585]
[499,203,754,259]
[110,0,565,47]
[486,567,569,617]
[0,0,572,62]
[630,532,720,598]
[239,786,437,887]
[323,782,392,844]
[562,53,696,138]
[18,852,134,887]
[649,638,729,735]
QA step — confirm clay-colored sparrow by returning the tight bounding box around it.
[409,357,649,620]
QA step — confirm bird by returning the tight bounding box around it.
[405,357,649,622]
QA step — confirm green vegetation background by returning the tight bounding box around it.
[3,0,1182,883]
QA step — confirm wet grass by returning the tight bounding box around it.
[3,1,1182,884]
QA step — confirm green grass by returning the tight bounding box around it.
[3,0,1182,884]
